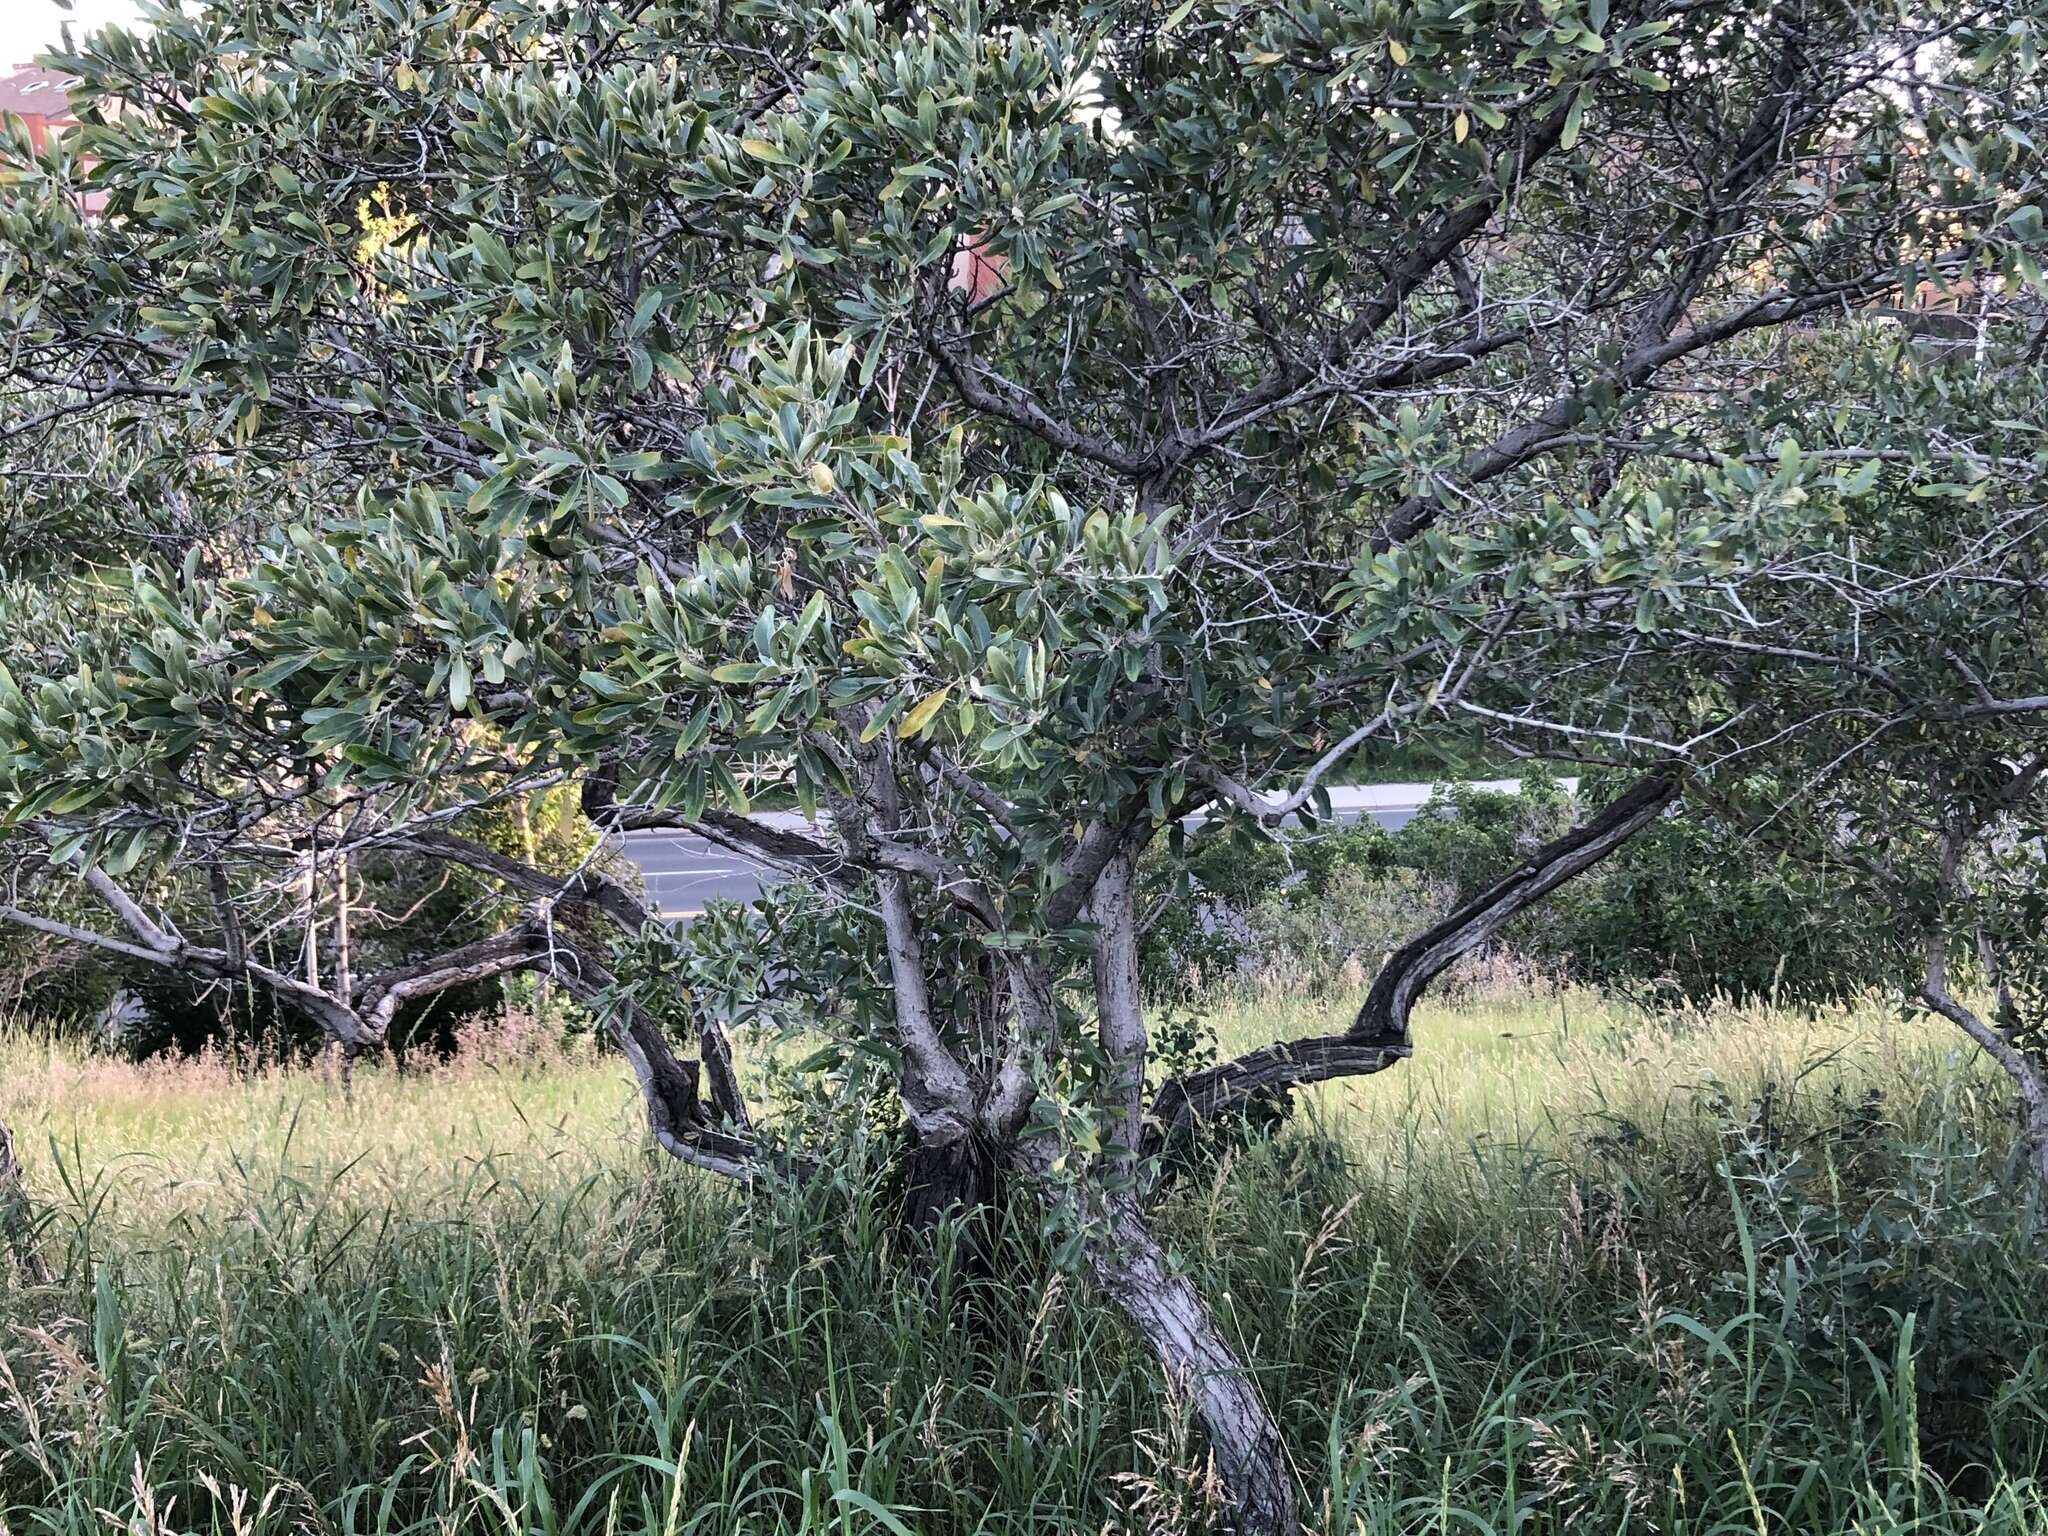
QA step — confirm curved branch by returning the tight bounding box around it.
[8,865,374,1047]
[386,828,652,931]
[1353,766,1680,1035]
[1147,1035,1413,1152]
[1148,767,1680,1146]
[1190,711,1400,827]
[618,805,1003,929]
[537,948,770,1180]
[2,858,772,1179]
[925,322,1149,475]
[354,923,564,1038]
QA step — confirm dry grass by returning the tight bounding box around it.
[1,986,1988,1237]
[0,1019,640,1236]
[1213,981,1979,1153]
[1,988,2040,1536]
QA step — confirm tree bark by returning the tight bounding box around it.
[1149,767,1678,1148]
[1092,847,1147,1150]
[1917,805,2048,1212]
[1087,1194,1294,1536]
[1352,766,1680,1036]
[1920,934,2048,1206]
[897,1132,1009,1276]
[1920,992,2048,1199]
[2022,1066,2048,1199]
[1148,1033,1413,1153]
[0,1117,52,1285]
[1072,845,1296,1533]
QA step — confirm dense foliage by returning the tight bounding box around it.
[5,1,2048,1525]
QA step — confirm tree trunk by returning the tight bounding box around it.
[2024,1064,2048,1201]
[1087,1195,1294,1536]
[1982,1046,2048,1206]
[1975,1044,2048,1212]
[899,1133,1004,1233]
[0,1116,52,1285]
[1919,929,2048,1216]
[895,1134,1021,1323]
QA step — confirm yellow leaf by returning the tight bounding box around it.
[807,461,836,493]
[1388,38,1409,64]
[897,686,952,739]
[1453,112,1469,143]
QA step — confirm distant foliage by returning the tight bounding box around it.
[0,787,618,1058]
[1565,781,1907,1008]
[1143,771,1904,1007]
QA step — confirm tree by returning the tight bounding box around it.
[1550,336,2048,1205]
[0,1115,51,1286]
[3,1,2045,1526]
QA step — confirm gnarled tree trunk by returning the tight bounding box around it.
[1079,847,1296,1534]
[1086,1193,1294,1536]
[900,1133,1006,1230]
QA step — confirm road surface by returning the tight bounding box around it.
[615,778,1574,920]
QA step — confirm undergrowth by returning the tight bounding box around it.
[2,995,2045,1534]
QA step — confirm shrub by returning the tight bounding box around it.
[1141,768,1905,1009]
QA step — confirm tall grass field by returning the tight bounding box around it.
[2,989,2046,1534]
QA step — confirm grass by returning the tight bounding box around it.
[2,987,2046,1535]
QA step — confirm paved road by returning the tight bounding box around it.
[616,778,1574,919]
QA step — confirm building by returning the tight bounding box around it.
[0,64,77,152]
[1,63,107,214]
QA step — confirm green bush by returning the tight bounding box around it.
[1242,866,1449,989]
[1562,781,1906,1007]
[1141,770,1904,1008]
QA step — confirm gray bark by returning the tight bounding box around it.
[1921,933,2048,1203]
[1151,768,1678,1147]
[0,1117,52,1285]
[1091,847,1147,1150]
[1087,1194,1294,1536]
[1080,846,1293,1533]
[1352,767,1679,1037]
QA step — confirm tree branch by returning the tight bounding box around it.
[1376,259,1982,549]
[1148,767,1680,1146]
[386,828,652,931]
[924,321,1150,475]
[1353,765,1680,1034]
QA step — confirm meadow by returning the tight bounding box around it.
[2,987,2046,1535]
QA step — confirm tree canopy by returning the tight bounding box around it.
[5,1,2048,1527]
